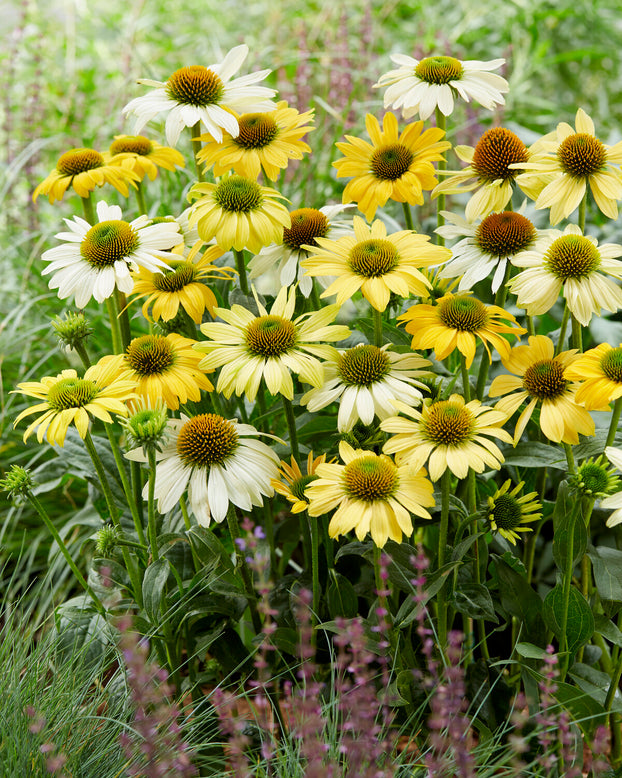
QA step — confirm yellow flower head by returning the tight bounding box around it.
[513,108,622,224]
[12,358,136,446]
[564,342,622,409]
[484,480,541,545]
[196,285,350,402]
[129,244,235,324]
[305,441,435,548]
[97,333,214,410]
[488,334,597,445]
[272,451,329,514]
[188,173,291,253]
[432,128,537,221]
[301,215,451,312]
[381,395,512,482]
[33,147,141,203]
[104,135,185,182]
[196,101,314,181]
[398,293,525,368]
[333,112,450,220]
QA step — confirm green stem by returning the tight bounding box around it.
[606,397,622,449]
[373,543,383,598]
[476,271,511,400]
[104,423,147,550]
[226,504,262,634]
[606,651,622,764]
[459,353,471,403]
[147,447,159,562]
[135,181,148,215]
[563,442,576,476]
[190,121,205,182]
[555,303,571,356]
[570,313,582,352]
[559,504,578,680]
[310,280,322,311]
[435,108,447,246]
[309,513,320,624]
[105,297,122,355]
[373,306,384,348]
[282,396,300,461]
[73,342,91,370]
[233,249,249,295]
[578,191,587,233]
[526,315,535,337]
[402,201,414,231]
[81,194,95,225]
[115,290,131,351]
[26,491,105,614]
[321,515,334,568]
[83,431,143,607]
[437,470,451,651]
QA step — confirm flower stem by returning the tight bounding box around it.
[104,423,147,550]
[135,180,148,215]
[606,397,622,449]
[105,296,123,355]
[310,280,322,311]
[81,194,95,225]
[190,121,205,182]
[73,341,91,369]
[435,108,447,245]
[606,651,622,763]
[147,447,159,562]
[282,396,300,461]
[459,353,471,403]
[555,303,571,356]
[26,490,105,614]
[563,441,576,475]
[115,290,132,351]
[402,201,414,231]
[559,503,578,681]
[578,191,587,233]
[373,306,384,348]
[309,513,320,626]
[437,470,451,651]
[570,313,582,352]
[226,504,262,634]
[233,249,249,295]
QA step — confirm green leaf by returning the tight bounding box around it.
[588,545,622,603]
[553,681,607,738]
[268,627,299,656]
[515,642,548,660]
[542,584,594,656]
[54,596,113,671]
[491,555,545,643]
[552,483,587,571]
[569,664,622,713]
[142,558,171,624]
[451,532,485,563]
[452,583,498,623]
[502,441,566,470]
[187,525,233,573]
[327,572,358,618]
[354,317,412,346]
[594,614,622,647]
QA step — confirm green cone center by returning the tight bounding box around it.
[214,175,263,212]
[47,377,99,410]
[234,113,279,148]
[338,345,391,386]
[245,315,297,357]
[438,296,488,332]
[414,56,464,84]
[80,220,140,267]
[343,456,398,501]
[544,235,601,280]
[370,143,414,181]
[349,239,399,277]
[126,335,175,376]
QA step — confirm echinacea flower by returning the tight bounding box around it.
[301,215,451,312]
[187,173,290,253]
[332,112,450,220]
[104,135,185,181]
[432,127,539,221]
[248,203,354,297]
[600,447,622,527]
[97,333,213,410]
[126,413,280,526]
[381,395,511,481]
[122,45,276,147]
[41,201,181,307]
[12,359,136,446]
[513,108,622,224]
[305,440,435,548]
[196,101,314,180]
[129,243,234,323]
[508,224,622,326]
[195,285,350,402]
[272,451,328,514]
[437,209,537,293]
[375,54,509,121]
[564,342,622,409]
[484,479,541,545]
[488,335,596,445]
[572,456,620,499]
[398,293,525,368]
[301,344,431,432]
[33,147,140,203]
